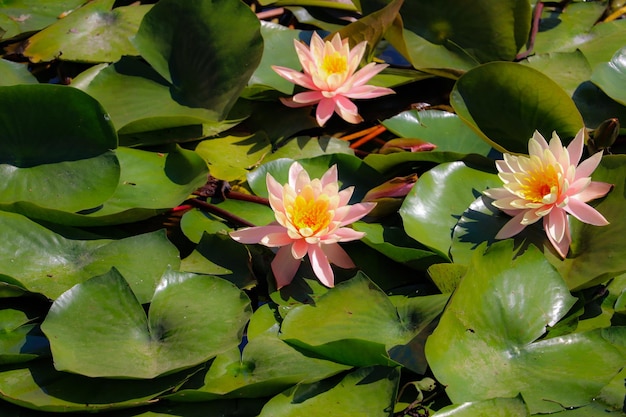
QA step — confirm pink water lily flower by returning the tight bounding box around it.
[271,32,394,127]
[230,162,376,288]
[483,129,612,258]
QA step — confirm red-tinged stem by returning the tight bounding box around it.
[339,125,380,141]
[225,190,270,206]
[170,204,194,214]
[517,2,543,60]
[350,125,387,149]
[187,198,256,228]
[256,7,284,20]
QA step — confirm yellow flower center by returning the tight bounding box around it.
[321,52,347,76]
[519,164,560,203]
[288,192,332,237]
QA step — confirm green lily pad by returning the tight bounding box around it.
[0,59,37,85]
[353,221,444,270]
[399,161,500,260]
[23,0,150,63]
[243,21,302,98]
[181,232,256,289]
[521,50,592,97]
[247,154,380,201]
[432,396,529,416]
[551,155,626,290]
[451,62,585,154]
[591,46,626,107]
[41,269,251,379]
[167,334,350,401]
[195,133,272,182]
[0,145,208,226]
[131,0,263,118]
[0,360,194,412]
[257,366,399,417]
[392,0,530,64]
[401,29,476,79]
[0,84,119,213]
[578,19,626,70]
[532,1,606,55]
[72,59,245,135]
[0,0,86,40]
[0,211,180,302]
[0,309,49,365]
[426,241,626,414]
[280,272,447,369]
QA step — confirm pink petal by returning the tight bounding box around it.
[322,242,355,269]
[336,202,376,226]
[320,164,338,188]
[574,181,612,202]
[289,162,305,190]
[483,187,512,200]
[347,41,367,74]
[337,187,354,206]
[291,238,309,259]
[308,244,335,287]
[494,211,529,239]
[545,207,567,243]
[328,32,343,50]
[309,32,325,59]
[292,91,324,105]
[279,97,312,109]
[261,232,294,247]
[574,151,603,180]
[315,98,336,127]
[271,65,317,91]
[272,245,301,289]
[567,129,584,166]
[230,225,286,244]
[342,84,395,100]
[329,227,366,242]
[266,174,285,212]
[334,95,363,124]
[349,62,387,87]
[532,131,549,150]
[544,216,570,258]
[564,198,609,226]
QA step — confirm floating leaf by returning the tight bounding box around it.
[0,0,86,40]
[532,2,606,55]
[132,0,263,118]
[41,269,251,379]
[0,59,37,85]
[0,84,119,213]
[591,46,626,107]
[426,241,626,414]
[0,360,192,412]
[432,396,529,416]
[400,161,500,260]
[257,366,399,417]
[280,273,446,369]
[451,62,585,154]
[0,211,180,302]
[23,0,150,63]
[551,155,626,290]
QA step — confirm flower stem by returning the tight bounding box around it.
[187,198,256,227]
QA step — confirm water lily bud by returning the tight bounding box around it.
[363,174,418,217]
[588,118,619,154]
[379,138,437,154]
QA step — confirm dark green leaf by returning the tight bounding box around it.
[0,84,119,212]
[451,62,585,154]
[426,241,625,414]
[132,0,263,118]
[41,269,251,379]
